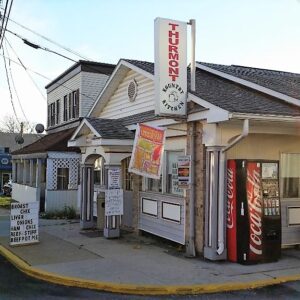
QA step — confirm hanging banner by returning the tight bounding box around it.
[129,123,166,179]
[154,17,187,116]
[177,155,191,188]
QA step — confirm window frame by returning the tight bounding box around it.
[57,167,69,190]
[63,95,68,121]
[144,149,184,197]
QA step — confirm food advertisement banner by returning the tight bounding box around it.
[177,155,191,188]
[129,124,166,179]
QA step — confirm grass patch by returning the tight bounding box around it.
[40,206,78,220]
[0,195,13,208]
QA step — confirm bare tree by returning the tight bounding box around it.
[0,115,35,133]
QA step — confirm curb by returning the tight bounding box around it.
[1,244,300,296]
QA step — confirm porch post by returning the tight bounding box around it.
[29,159,34,186]
[23,159,28,184]
[17,161,21,183]
[12,160,17,182]
[203,146,227,260]
[80,163,94,229]
[36,158,42,188]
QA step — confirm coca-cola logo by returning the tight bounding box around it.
[227,167,234,229]
[247,166,263,257]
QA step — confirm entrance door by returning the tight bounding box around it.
[2,173,11,190]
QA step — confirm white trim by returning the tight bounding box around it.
[90,138,133,146]
[69,118,101,141]
[88,60,154,118]
[230,112,300,122]
[120,60,154,80]
[189,94,230,123]
[197,63,300,107]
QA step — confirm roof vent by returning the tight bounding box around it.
[127,79,138,102]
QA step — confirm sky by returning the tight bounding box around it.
[0,0,299,128]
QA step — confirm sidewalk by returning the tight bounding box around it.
[1,209,300,295]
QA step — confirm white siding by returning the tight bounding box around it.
[12,183,40,203]
[47,73,81,125]
[100,70,154,119]
[45,190,78,212]
[139,192,185,244]
[81,72,110,117]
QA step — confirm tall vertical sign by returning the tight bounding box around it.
[154,18,187,116]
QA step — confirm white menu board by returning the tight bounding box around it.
[108,168,121,189]
[105,189,123,216]
[10,202,39,246]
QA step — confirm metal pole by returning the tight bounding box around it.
[190,19,196,92]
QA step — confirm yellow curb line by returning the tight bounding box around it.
[1,244,300,296]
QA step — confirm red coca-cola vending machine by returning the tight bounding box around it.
[227,160,281,264]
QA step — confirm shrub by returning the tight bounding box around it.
[40,206,78,220]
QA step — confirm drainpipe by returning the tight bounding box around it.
[216,119,249,255]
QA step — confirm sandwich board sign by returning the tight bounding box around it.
[10,202,39,246]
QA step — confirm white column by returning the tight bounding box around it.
[12,160,17,182]
[23,160,27,184]
[36,158,42,188]
[29,159,34,186]
[80,164,94,229]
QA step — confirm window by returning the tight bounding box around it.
[57,168,69,190]
[281,153,300,198]
[63,95,68,121]
[145,150,184,196]
[56,100,60,124]
[166,151,184,196]
[4,147,9,153]
[122,157,133,191]
[94,157,105,186]
[49,102,56,126]
[147,177,162,193]
[68,93,72,120]
[72,90,79,118]
[63,89,80,122]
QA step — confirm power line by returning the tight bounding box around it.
[6,28,77,63]
[0,51,50,80]
[0,0,13,49]
[3,39,29,123]
[0,10,91,61]
[5,37,47,101]
[2,46,20,124]
[3,37,102,104]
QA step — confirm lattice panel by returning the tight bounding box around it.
[47,157,80,190]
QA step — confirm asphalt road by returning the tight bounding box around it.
[1,254,300,300]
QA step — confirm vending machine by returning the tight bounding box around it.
[227,160,281,264]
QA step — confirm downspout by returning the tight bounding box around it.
[216,119,249,255]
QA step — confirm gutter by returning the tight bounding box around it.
[216,119,249,255]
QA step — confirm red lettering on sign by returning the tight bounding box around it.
[246,163,263,260]
[227,160,237,262]
[168,23,180,81]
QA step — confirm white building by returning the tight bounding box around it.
[69,59,300,260]
[11,60,115,212]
